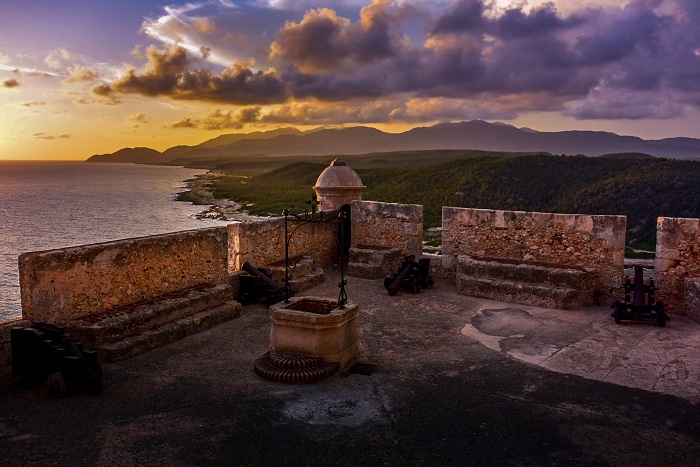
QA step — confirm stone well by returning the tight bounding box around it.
[268,297,359,371]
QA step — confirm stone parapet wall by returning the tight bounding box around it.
[655,217,700,317]
[228,214,338,272]
[351,201,423,257]
[18,227,229,322]
[442,207,626,291]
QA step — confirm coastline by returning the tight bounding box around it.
[176,171,268,222]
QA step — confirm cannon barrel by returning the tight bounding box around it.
[386,262,415,296]
[242,261,283,293]
[632,265,646,309]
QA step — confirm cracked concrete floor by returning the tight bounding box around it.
[461,301,700,402]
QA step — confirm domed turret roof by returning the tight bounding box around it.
[314,159,365,189]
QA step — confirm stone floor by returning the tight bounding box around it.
[2,270,700,466]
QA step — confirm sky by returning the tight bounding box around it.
[1,0,700,160]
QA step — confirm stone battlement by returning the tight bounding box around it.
[2,202,699,370]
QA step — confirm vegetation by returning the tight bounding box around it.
[208,151,700,249]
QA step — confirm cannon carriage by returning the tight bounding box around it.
[11,322,104,397]
[611,265,668,327]
[384,255,434,295]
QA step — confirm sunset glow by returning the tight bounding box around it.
[1,0,699,160]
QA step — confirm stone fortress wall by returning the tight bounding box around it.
[441,207,627,292]
[228,214,338,272]
[655,217,700,320]
[6,206,700,329]
[351,201,423,257]
[18,227,230,323]
[2,161,699,368]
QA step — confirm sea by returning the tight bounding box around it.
[0,161,229,322]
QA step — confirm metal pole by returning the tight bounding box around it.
[283,208,291,303]
[337,209,347,309]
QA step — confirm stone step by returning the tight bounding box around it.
[254,351,339,384]
[65,283,234,347]
[347,261,386,280]
[95,300,241,362]
[349,246,403,266]
[347,246,404,279]
[267,256,315,282]
[288,263,325,294]
[458,255,593,289]
[457,275,581,309]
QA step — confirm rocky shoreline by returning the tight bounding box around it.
[176,171,267,222]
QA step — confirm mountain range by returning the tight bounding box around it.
[86,120,700,165]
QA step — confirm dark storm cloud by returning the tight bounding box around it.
[101,0,700,122]
[94,45,287,105]
[430,0,486,35]
[269,1,406,73]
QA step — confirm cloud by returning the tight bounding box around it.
[32,133,72,140]
[128,112,150,127]
[96,45,287,104]
[167,116,199,128]
[20,101,47,107]
[193,17,217,34]
[64,65,99,83]
[101,0,700,123]
[2,78,20,88]
[269,1,409,73]
[44,48,72,70]
[165,107,262,129]
[0,53,9,64]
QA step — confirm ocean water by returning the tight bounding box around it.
[0,161,228,322]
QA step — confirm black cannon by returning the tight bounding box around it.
[11,322,103,397]
[611,265,668,327]
[239,261,289,306]
[384,256,434,296]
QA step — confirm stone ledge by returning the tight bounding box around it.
[458,276,580,309]
[457,255,602,307]
[95,300,241,362]
[65,283,234,347]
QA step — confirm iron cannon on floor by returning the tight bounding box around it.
[384,255,434,296]
[611,265,668,327]
[11,322,103,397]
[239,261,289,306]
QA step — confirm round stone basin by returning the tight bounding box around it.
[269,296,359,371]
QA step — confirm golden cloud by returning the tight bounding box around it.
[64,66,99,83]
[2,78,20,88]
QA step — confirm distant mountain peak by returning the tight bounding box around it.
[86,120,700,164]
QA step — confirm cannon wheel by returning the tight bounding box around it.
[656,302,667,327]
[47,372,71,398]
[612,301,623,324]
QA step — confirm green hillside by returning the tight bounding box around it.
[209,152,700,250]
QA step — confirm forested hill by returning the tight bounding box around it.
[211,153,700,250]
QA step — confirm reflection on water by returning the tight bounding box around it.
[0,161,228,321]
